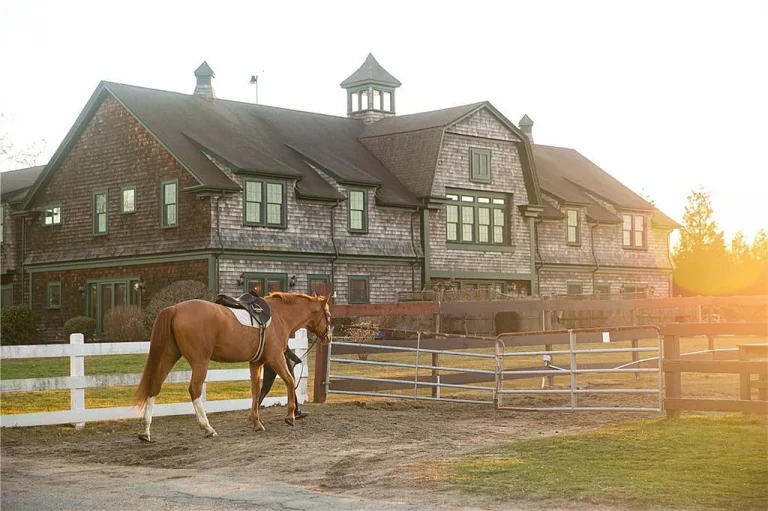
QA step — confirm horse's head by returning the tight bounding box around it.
[308,295,333,344]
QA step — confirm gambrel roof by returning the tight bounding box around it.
[21,78,678,230]
[23,83,542,210]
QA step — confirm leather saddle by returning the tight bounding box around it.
[214,291,271,328]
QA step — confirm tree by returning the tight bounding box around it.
[0,113,46,169]
[639,188,656,207]
[752,230,768,262]
[673,187,729,295]
[674,187,726,260]
[730,231,750,265]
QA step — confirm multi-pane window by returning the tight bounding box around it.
[93,191,107,235]
[47,281,62,309]
[348,276,370,304]
[1,284,13,308]
[162,180,178,227]
[596,284,611,297]
[245,180,262,224]
[121,186,136,213]
[446,191,508,245]
[266,183,283,225]
[44,206,62,226]
[469,148,491,183]
[566,209,580,245]
[244,179,285,227]
[87,278,142,333]
[308,275,330,296]
[348,189,367,232]
[245,273,287,295]
[622,214,646,248]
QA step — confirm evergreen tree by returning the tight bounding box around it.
[673,188,729,295]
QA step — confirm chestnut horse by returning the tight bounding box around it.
[134,292,332,441]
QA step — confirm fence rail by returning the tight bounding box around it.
[662,323,768,416]
[0,330,309,428]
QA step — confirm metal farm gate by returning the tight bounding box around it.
[325,330,500,405]
[494,325,662,412]
[325,326,662,413]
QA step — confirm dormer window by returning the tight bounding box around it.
[623,214,646,248]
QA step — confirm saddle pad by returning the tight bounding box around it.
[227,307,271,328]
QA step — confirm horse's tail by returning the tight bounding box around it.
[134,306,176,409]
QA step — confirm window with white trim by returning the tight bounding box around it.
[44,205,62,226]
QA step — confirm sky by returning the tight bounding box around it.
[1,0,766,244]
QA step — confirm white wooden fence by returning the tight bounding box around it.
[0,329,309,428]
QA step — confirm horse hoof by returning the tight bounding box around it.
[138,433,152,443]
[253,424,266,432]
[284,418,295,427]
[205,430,218,438]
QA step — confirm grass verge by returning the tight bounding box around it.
[434,414,768,510]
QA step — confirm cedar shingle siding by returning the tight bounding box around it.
[5,56,679,338]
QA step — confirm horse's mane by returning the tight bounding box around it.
[266,291,326,304]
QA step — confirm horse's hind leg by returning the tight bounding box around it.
[139,349,181,442]
[189,362,217,438]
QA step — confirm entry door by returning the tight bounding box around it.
[87,280,139,333]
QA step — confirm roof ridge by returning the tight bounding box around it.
[102,80,355,122]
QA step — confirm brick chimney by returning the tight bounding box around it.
[519,114,534,144]
[194,61,216,99]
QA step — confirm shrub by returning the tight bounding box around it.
[342,320,379,361]
[62,316,96,341]
[104,305,147,341]
[143,280,215,333]
[0,306,40,345]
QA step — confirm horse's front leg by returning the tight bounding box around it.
[267,353,296,426]
[249,362,266,432]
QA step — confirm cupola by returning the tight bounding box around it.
[340,53,401,124]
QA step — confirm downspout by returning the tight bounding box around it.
[534,220,543,294]
[330,200,340,297]
[214,192,224,294]
[21,218,26,307]
[409,208,421,292]
[590,222,600,294]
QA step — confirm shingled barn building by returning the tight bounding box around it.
[1,54,679,338]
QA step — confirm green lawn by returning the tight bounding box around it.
[0,354,291,414]
[438,414,768,510]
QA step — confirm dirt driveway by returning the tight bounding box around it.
[1,400,656,509]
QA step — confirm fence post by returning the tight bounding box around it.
[69,333,86,429]
[663,334,681,418]
[313,341,329,404]
[293,329,308,403]
[738,345,752,402]
[707,335,716,360]
[543,310,553,387]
